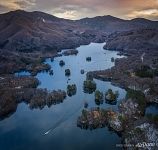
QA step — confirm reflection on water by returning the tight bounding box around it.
[0,43,126,150]
[145,104,158,115]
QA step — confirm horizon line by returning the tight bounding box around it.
[0,9,157,21]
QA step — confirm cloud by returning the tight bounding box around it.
[15,0,36,8]
[54,10,77,20]
[49,4,94,19]
[126,9,158,20]
[51,5,80,19]
[0,0,158,20]
[0,0,36,12]
[33,0,158,20]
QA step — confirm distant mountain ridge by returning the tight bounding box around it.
[0,10,158,52]
[77,15,158,33]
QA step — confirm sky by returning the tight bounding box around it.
[0,0,158,20]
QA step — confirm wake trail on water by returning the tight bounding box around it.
[43,103,83,136]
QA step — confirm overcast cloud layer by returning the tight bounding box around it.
[0,0,158,20]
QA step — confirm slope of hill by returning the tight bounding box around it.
[104,28,158,54]
[77,15,158,33]
[0,10,158,52]
[0,10,105,52]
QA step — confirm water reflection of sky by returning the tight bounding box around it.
[0,43,125,150]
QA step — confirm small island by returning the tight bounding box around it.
[111,57,115,62]
[105,89,119,104]
[67,84,77,96]
[86,57,91,62]
[65,69,71,76]
[83,80,96,93]
[59,60,65,66]
[50,57,54,62]
[80,69,85,74]
[77,107,123,131]
[95,90,103,105]
[49,70,54,75]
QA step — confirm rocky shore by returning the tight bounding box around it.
[77,107,123,132]
[123,120,158,150]
[77,89,145,131]
[77,89,158,149]
[62,49,78,56]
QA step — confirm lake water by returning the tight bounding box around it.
[0,43,126,150]
[15,71,31,76]
[145,104,158,115]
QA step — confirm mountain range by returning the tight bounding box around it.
[0,10,158,52]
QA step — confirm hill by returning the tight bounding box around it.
[0,10,158,52]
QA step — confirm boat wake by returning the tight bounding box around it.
[43,129,51,135]
[42,103,83,136]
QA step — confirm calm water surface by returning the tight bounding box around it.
[145,104,158,115]
[0,43,126,150]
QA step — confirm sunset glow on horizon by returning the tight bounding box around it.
[0,0,158,20]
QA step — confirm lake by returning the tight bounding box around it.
[0,43,126,150]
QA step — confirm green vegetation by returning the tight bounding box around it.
[153,67,158,76]
[65,69,71,76]
[105,89,119,102]
[86,57,91,62]
[30,63,51,76]
[149,83,158,95]
[152,58,158,64]
[95,90,103,105]
[37,57,45,64]
[67,84,77,96]
[126,89,146,111]
[59,60,65,66]
[20,57,32,65]
[82,109,88,119]
[118,115,126,123]
[100,109,108,117]
[83,80,96,94]
[135,65,153,78]
[134,127,143,134]
[146,114,158,122]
